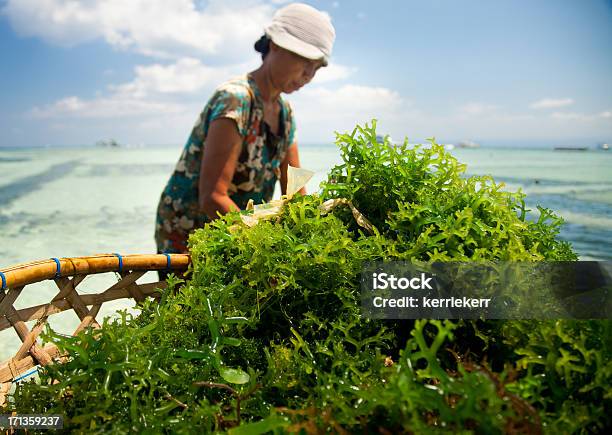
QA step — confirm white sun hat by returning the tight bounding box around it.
[264,3,336,66]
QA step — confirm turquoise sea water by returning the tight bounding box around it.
[1,144,611,360]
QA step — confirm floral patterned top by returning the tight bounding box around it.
[155,74,297,253]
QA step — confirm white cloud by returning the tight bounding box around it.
[550,110,612,121]
[530,98,574,109]
[311,63,357,84]
[28,56,259,119]
[295,84,402,117]
[288,84,407,141]
[30,95,186,119]
[110,58,247,98]
[26,80,409,144]
[5,0,365,143]
[457,102,500,117]
[2,0,274,60]
[551,112,584,120]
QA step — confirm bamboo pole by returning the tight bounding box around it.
[0,253,190,290]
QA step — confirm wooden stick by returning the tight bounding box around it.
[0,343,62,383]
[0,382,10,408]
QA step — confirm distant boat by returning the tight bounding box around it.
[458,140,480,149]
[96,139,121,148]
[599,143,609,151]
[553,146,588,151]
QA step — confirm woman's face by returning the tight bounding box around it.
[267,43,324,94]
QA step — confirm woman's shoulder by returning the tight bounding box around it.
[212,75,254,103]
[200,75,255,138]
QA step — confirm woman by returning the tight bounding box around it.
[155,3,335,258]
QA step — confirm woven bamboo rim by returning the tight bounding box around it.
[0,253,190,407]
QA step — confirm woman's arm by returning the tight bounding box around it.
[198,118,243,219]
[280,143,306,196]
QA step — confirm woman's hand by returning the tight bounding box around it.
[198,118,242,219]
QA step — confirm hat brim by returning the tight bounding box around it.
[266,27,328,66]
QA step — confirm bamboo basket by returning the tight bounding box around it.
[0,253,190,407]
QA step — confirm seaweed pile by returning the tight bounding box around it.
[7,122,610,433]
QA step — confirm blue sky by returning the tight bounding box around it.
[1,0,611,147]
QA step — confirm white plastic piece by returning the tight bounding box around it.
[287,165,315,198]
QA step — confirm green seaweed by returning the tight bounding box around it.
[6,121,608,434]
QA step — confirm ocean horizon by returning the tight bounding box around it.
[1,139,610,151]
